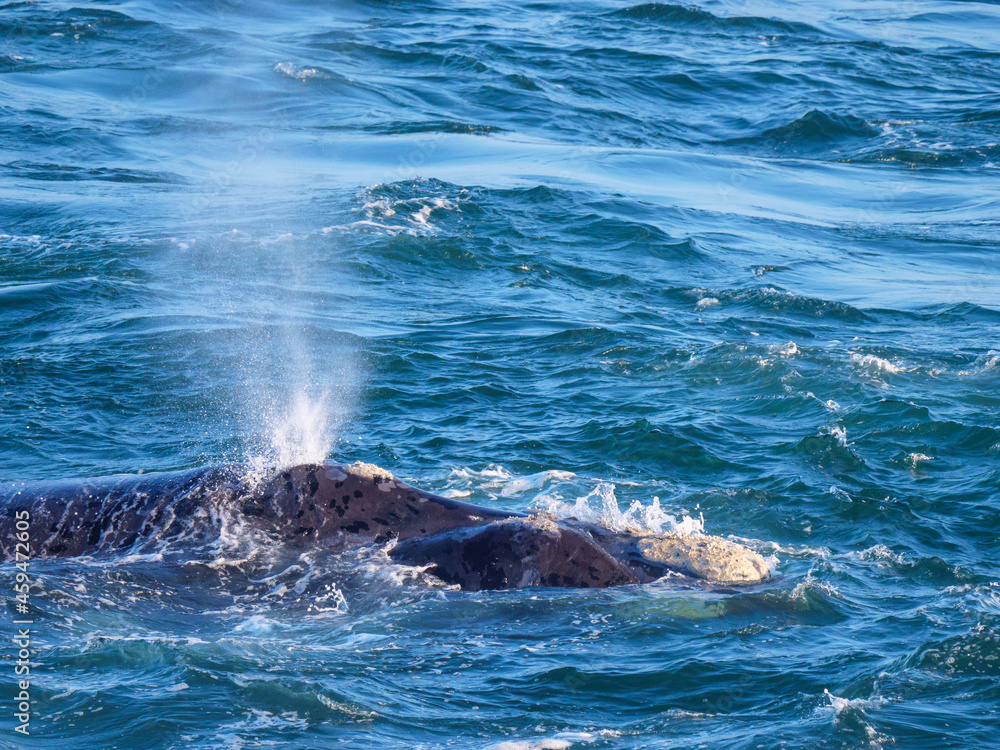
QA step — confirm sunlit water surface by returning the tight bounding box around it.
[1,0,999,747]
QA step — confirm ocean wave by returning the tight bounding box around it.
[333,180,467,238]
[2,161,181,184]
[786,424,869,471]
[609,3,824,37]
[906,624,1000,677]
[851,352,907,380]
[2,0,998,747]
[958,350,1000,376]
[851,545,971,585]
[273,61,331,81]
[665,286,871,323]
[721,109,879,154]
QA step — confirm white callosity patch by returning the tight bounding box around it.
[636,533,771,583]
[346,461,394,482]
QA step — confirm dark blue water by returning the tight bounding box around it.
[2,0,999,747]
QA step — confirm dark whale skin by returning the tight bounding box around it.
[0,461,770,590]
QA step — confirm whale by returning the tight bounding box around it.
[0,461,770,590]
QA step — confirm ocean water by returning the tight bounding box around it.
[1,0,999,747]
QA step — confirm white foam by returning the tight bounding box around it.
[695,296,719,309]
[977,585,1000,615]
[821,424,849,447]
[233,615,280,634]
[357,544,459,590]
[759,539,832,558]
[771,341,798,356]
[443,464,515,495]
[449,465,514,481]
[499,470,577,498]
[828,485,851,501]
[855,544,905,566]
[487,732,617,750]
[790,575,842,603]
[83,633,210,647]
[208,708,309,748]
[316,694,377,719]
[352,187,461,236]
[444,466,705,535]
[308,581,349,615]
[905,452,933,468]
[958,350,999,376]
[821,688,887,716]
[274,61,322,80]
[851,352,904,375]
[535,483,704,536]
[111,552,164,565]
[362,198,395,217]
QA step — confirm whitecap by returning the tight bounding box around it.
[905,452,933,468]
[771,341,798,356]
[821,424,849,447]
[274,61,322,80]
[851,352,904,376]
[820,688,887,716]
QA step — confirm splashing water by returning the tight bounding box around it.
[271,393,332,467]
[535,483,705,536]
[443,466,706,535]
[247,392,334,474]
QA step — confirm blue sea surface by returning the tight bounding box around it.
[1,0,999,747]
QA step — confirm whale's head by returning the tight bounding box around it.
[244,460,514,544]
